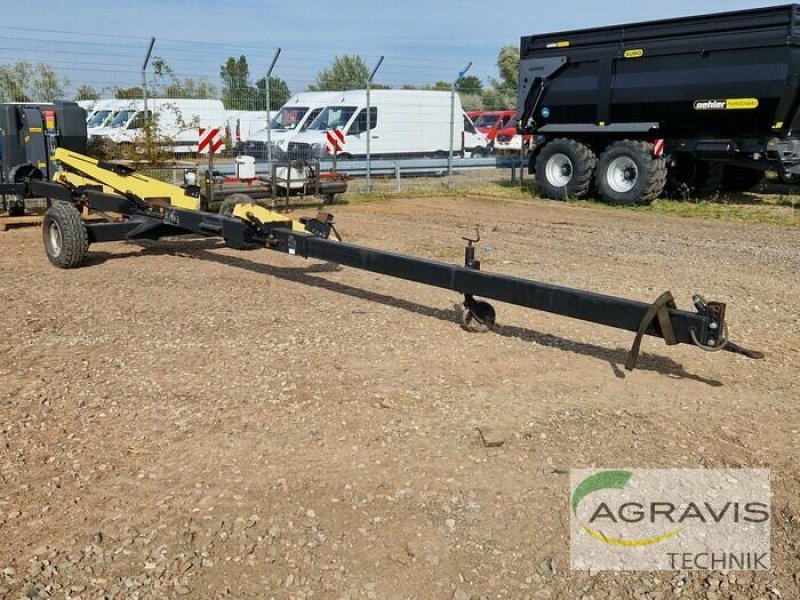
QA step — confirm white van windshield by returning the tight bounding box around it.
[109,110,137,128]
[307,106,357,131]
[269,106,309,130]
[87,110,112,127]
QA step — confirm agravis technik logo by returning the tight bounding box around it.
[570,469,770,571]
[572,470,682,547]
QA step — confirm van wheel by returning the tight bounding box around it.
[721,165,763,192]
[534,139,596,200]
[665,154,724,198]
[595,140,666,205]
[42,202,88,269]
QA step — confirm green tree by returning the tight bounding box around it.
[75,84,100,101]
[309,55,369,91]
[457,75,483,95]
[32,63,67,101]
[152,57,217,99]
[0,62,32,101]
[496,45,519,93]
[115,86,144,99]
[0,61,68,102]
[220,55,255,109]
[460,93,485,112]
[255,76,291,110]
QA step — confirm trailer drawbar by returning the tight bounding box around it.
[0,172,763,372]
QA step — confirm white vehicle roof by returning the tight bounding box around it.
[316,89,454,106]
[281,91,341,106]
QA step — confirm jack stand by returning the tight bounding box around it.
[461,228,496,333]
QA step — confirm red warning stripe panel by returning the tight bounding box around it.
[325,129,345,154]
[198,128,223,154]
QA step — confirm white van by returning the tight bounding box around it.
[286,90,469,159]
[77,100,97,118]
[241,92,340,158]
[85,99,120,134]
[90,98,226,153]
[224,110,271,144]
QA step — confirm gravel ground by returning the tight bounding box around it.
[0,194,798,599]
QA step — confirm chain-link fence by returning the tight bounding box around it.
[0,28,526,199]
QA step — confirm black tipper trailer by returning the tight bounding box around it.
[517,4,800,204]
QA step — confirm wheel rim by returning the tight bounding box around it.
[47,221,63,256]
[606,157,639,193]
[545,153,573,187]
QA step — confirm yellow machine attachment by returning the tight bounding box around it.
[51,148,202,210]
[230,201,311,233]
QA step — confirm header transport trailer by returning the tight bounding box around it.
[518,4,800,204]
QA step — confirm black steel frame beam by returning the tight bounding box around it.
[22,189,723,353]
[274,230,717,347]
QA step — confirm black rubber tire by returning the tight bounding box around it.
[665,155,724,198]
[534,138,596,200]
[322,193,336,206]
[721,165,764,192]
[42,202,88,269]
[595,140,667,205]
[460,300,496,333]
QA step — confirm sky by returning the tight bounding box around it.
[0,0,788,93]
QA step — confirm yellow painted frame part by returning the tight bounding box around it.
[52,148,201,210]
[231,202,308,233]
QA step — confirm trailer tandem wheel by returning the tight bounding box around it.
[534,139,596,200]
[42,201,88,269]
[595,141,667,205]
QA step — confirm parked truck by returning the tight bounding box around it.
[518,4,800,204]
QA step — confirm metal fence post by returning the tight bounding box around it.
[265,48,281,168]
[394,160,401,192]
[449,62,472,178]
[141,37,155,117]
[365,56,384,193]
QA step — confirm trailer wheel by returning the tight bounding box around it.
[665,155,724,198]
[42,202,88,269]
[534,139,596,200]
[596,140,667,205]
[6,196,25,217]
[721,165,763,192]
[461,300,496,333]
